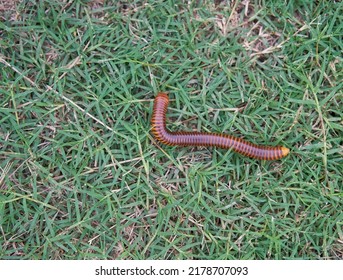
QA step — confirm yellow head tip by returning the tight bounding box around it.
[281,146,290,157]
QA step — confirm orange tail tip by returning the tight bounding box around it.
[281,146,290,157]
[157,92,168,98]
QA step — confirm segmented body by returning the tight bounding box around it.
[151,92,289,160]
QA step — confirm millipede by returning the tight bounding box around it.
[151,92,289,160]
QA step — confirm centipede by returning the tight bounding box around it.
[151,92,289,160]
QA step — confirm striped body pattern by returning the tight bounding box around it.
[151,92,289,160]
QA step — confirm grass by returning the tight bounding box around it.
[0,0,342,260]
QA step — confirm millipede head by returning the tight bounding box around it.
[281,146,290,157]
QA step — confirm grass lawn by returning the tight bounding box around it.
[0,0,342,259]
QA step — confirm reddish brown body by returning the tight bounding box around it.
[151,92,289,160]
